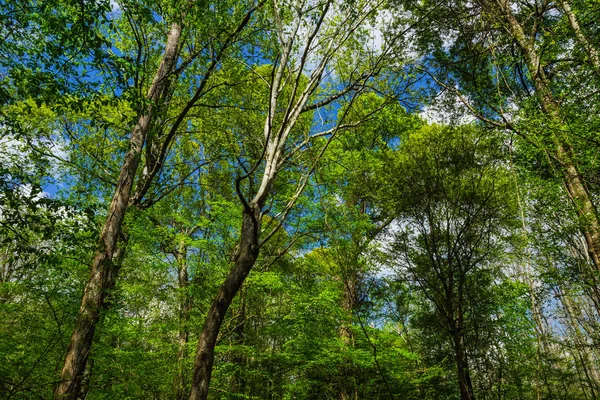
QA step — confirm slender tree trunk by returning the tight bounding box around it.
[559,0,600,73]
[54,22,182,400]
[339,265,358,400]
[498,0,600,273]
[174,241,191,400]
[189,206,261,400]
[340,269,358,344]
[559,288,600,399]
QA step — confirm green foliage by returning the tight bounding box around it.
[2,1,600,399]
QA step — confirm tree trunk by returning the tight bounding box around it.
[174,242,191,400]
[559,0,600,73]
[498,0,600,273]
[453,328,475,400]
[558,287,600,399]
[189,206,260,400]
[340,269,358,343]
[339,267,358,400]
[75,237,128,400]
[54,22,182,400]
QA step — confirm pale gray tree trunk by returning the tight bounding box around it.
[497,0,600,273]
[559,0,600,73]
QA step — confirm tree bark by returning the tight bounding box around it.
[189,206,261,400]
[174,241,191,400]
[339,270,358,400]
[54,22,182,400]
[340,270,358,344]
[559,0,600,73]
[558,287,600,399]
[498,0,600,273]
[453,327,475,400]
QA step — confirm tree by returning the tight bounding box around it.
[384,125,516,399]
[187,0,413,397]
[410,0,600,276]
[34,1,266,397]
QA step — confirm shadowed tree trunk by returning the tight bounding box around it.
[339,267,359,400]
[54,22,182,399]
[174,241,191,400]
[189,206,261,400]
[453,325,475,400]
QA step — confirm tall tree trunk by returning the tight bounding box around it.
[189,206,261,400]
[498,0,600,273]
[54,22,182,400]
[558,287,600,399]
[339,266,358,400]
[75,237,129,400]
[340,269,358,344]
[174,241,191,400]
[559,0,600,73]
[453,328,475,400]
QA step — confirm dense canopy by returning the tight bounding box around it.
[1,0,600,399]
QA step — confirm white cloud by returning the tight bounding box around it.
[419,89,476,125]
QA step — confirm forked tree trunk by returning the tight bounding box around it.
[54,22,182,400]
[189,206,261,400]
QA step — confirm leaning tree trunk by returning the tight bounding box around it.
[54,22,182,400]
[558,287,600,399]
[498,0,600,273]
[189,206,261,400]
[75,238,128,400]
[559,0,600,73]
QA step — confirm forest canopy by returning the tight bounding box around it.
[1,0,600,399]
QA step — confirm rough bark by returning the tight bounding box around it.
[189,206,260,400]
[498,0,600,273]
[54,22,182,400]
